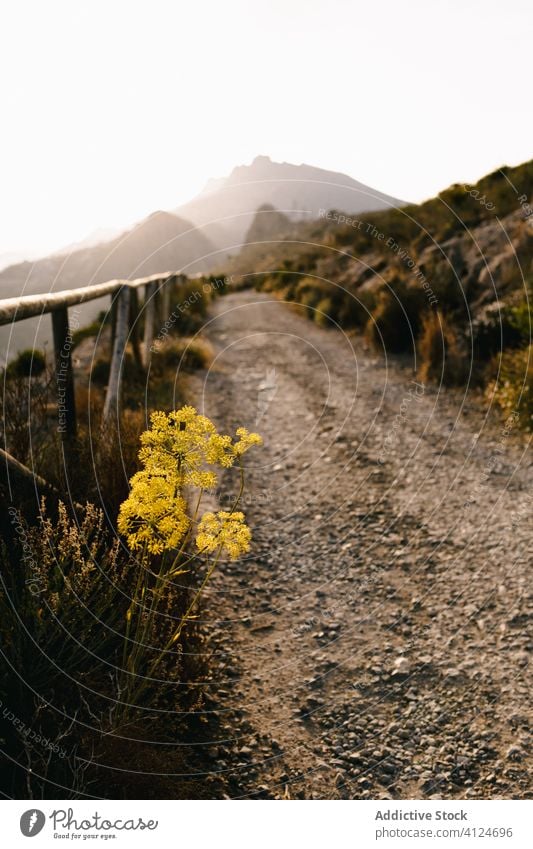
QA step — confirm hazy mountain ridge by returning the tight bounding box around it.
[0,211,215,361]
[0,211,213,302]
[0,155,401,302]
[176,155,404,254]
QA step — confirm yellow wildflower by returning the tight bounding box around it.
[234,427,263,456]
[138,408,237,485]
[118,472,189,554]
[196,511,252,560]
[118,407,261,556]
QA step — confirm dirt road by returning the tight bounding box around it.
[190,290,531,800]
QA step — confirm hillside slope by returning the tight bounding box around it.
[221,159,533,406]
[0,211,213,300]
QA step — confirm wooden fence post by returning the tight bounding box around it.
[110,293,118,354]
[129,287,143,370]
[142,281,157,366]
[161,277,172,328]
[154,280,164,336]
[103,285,131,422]
[51,307,77,439]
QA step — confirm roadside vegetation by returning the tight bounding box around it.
[0,274,257,799]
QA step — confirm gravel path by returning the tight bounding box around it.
[189,290,532,800]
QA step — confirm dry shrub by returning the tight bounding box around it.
[74,382,105,428]
[166,277,212,335]
[0,363,57,467]
[151,337,213,374]
[0,501,135,797]
[292,277,324,318]
[417,311,469,386]
[0,498,195,798]
[366,281,424,354]
[337,289,377,330]
[82,408,146,515]
[314,297,334,326]
[90,352,142,388]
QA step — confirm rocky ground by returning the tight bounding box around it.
[188,290,532,800]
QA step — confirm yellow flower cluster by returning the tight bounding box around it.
[117,471,189,554]
[196,511,252,560]
[233,427,264,456]
[118,407,262,556]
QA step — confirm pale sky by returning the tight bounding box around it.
[1,0,532,257]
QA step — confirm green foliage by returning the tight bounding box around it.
[72,320,103,348]
[490,344,533,430]
[244,204,292,244]
[469,304,524,367]
[507,291,533,346]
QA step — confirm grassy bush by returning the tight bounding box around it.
[366,280,425,354]
[335,288,377,330]
[292,277,324,317]
[165,277,214,335]
[72,319,108,349]
[257,269,297,297]
[417,311,469,386]
[151,337,213,374]
[1,328,196,512]
[233,159,532,409]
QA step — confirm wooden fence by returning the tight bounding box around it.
[0,270,184,440]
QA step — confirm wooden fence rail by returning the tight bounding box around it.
[0,270,183,440]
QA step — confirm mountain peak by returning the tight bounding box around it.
[251,155,272,166]
[177,155,405,253]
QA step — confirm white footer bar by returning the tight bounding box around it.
[3,799,532,848]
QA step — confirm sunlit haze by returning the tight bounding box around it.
[1,0,532,257]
